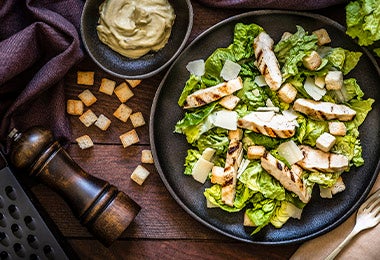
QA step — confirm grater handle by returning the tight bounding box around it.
[8,126,141,247]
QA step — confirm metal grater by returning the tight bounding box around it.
[0,155,77,259]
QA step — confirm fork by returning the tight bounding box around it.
[325,188,380,260]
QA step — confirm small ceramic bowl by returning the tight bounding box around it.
[81,0,193,79]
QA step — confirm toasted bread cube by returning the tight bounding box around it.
[131,165,150,185]
[113,103,133,122]
[314,76,326,89]
[325,71,343,90]
[119,129,139,148]
[95,114,111,131]
[79,109,98,127]
[278,83,297,103]
[219,95,240,110]
[130,112,145,128]
[328,121,347,136]
[141,149,154,164]
[210,166,225,185]
[243,212,256,227]
[77,71,95,85]
[302,51,322,71]
[78,89,97,107]
[228,129,243,141]
[67,99,84,115]
[316,132,336,152]
[114,82,134,103]
[247,145,266,160]
[313,28,331,46]
[125,79,141,88]
[76,135,94,149]
[99,78,116,95]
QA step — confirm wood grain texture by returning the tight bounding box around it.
[27,1,351,258]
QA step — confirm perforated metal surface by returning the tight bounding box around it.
[0,166,74,259]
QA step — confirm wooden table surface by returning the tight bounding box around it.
[29,2,358,259]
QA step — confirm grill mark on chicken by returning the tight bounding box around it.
[276,161,283,171]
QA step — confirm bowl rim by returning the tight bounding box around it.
[80,0,194,79]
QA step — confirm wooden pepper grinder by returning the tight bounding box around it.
[7,126,141,247]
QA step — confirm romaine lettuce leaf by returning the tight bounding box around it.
[183,149,201,175]
[238,161,286,200]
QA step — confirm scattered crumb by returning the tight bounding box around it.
[77,71,95,85]
[130,112,145,128]
[78,89,97,107]
[119,129,139,148]
[76,135,94,149]
[131,165,150,185]
[67,99,84,115]
[141,150,154,164]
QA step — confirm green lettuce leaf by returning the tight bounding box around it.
[238,161,286,200]
[183,149,201,175]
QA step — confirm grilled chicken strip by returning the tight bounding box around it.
[293,98,356,121]
[297,145,349,173]
[254,32,283,91]
[261,152,311,203]
[184,77,243,109]
[237,112,296,138]
[221,140,243,207]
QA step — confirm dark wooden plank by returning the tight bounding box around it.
[68,239,299,260]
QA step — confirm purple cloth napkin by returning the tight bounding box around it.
[0,0,84,154]
[196,0,348,10]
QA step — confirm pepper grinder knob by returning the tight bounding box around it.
[8,126,141,247]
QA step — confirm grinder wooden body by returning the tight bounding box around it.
[8,127,140,247]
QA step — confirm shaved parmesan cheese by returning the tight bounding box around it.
[202,147,216,161]
[252,111,275,122]
[254,75,267,87]
[206,198,219,208]
[266,98,275,107]
[186,59,205,76]
[213,110,238,130]
[221,60,241,81]
[252,89,260,96]
[257,106,280,112]
[277,140,304,165]
[304,76,326,101]
[237,159,250,179]
[314,76,325,89]
[192,157,214,183]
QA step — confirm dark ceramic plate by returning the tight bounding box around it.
[80,0,193,79]
[150,11,380,244]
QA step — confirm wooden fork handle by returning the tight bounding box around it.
[325,227,361,260]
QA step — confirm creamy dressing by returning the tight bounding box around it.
[97,0,175,59]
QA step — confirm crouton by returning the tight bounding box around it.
[313,28,331,46]
[219,95,240,110]
[278,83,297,103]
[325,71,343,90]
[95,114,111,131]
[302,51,322,71]
[125,79,141,88]
[314,76,325,89]
[119,129,139,148]
[228,129,243,141]
[67,99,84,115]
[130,112,145,128]
[79,109,98,127]
[316,132,336,152]
[131,165,150,185]
[328,121,347,136]
[75,135,94,149]
[141,149,154,164]
[113,103,133,122]
[77,71,95,85]
[99,78,116,95]
[210,166,225,185]
[114,82,134,103]
[78,89,97,107]
[247,145,266,160]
